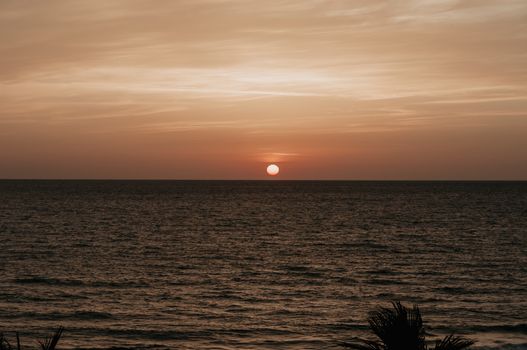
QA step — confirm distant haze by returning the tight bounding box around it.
[1,0,526,179]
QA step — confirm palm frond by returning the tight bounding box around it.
[0,333,12,350]
[433,334,474,350]
[340,302,474,350]
[38,327,64,350]
[367,301,426,350]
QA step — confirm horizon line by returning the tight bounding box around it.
[1,178,526,182]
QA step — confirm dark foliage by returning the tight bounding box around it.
[342,302,474,350]
[0,333,13,350]
[38,327,63,350]
[433,335,475,350]
[0,328,63,350]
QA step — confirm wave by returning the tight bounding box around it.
[14,276,148,288]
[468,323,527,333]
[15,276,85,286]
[73,346,166,350]
[65,326,296,340]
[66,342,527,350]
[369,278,412,285]
[434,323,527,334]
[473,344,527,350]
[10,310,114,321]
[69,311,114,320]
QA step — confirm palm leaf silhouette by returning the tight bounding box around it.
[342,302,473,350]
[38,327,64,350]
[433,334,474,350]
[0,333,12,350]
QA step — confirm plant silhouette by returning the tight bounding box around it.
[0,327,63,350]
[342,302,474,350]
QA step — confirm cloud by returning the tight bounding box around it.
[0,0,526,178]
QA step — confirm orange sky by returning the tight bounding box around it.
[1,0,526,179]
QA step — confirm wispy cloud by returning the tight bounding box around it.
[1,0,526,178]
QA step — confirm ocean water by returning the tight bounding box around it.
[0,180,526,350]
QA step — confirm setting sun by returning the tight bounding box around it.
[266,164,280,176]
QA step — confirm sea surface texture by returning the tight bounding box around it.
[0,181,526,350]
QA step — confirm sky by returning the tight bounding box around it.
[1,0,526,180]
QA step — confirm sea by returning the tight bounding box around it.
[0,181,526,350]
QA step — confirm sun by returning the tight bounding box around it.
[266,164,280,176]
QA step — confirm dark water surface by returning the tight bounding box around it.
[0,181,526,349]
